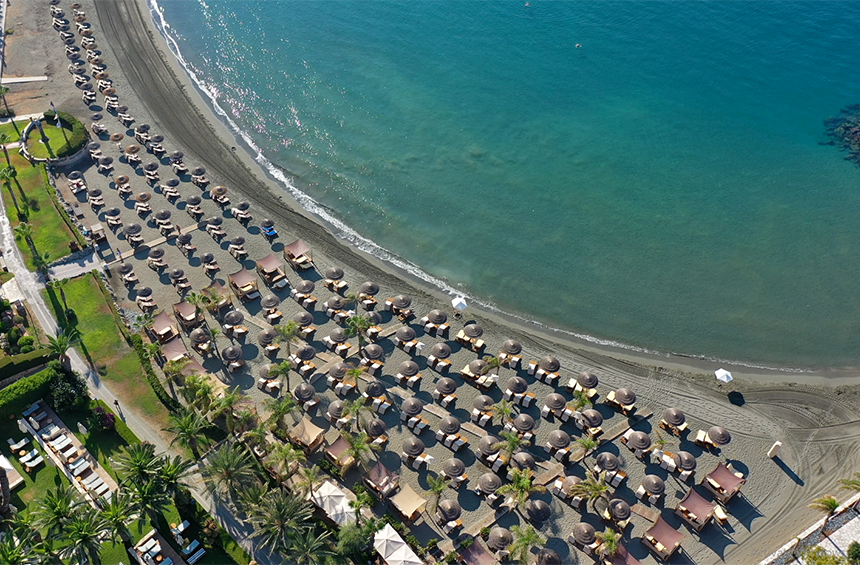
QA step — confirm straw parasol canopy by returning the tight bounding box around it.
[88,188,102,198]
[479,435,500,456]
[365,417,387,438]
[391,295,412,309]
[396,327,416,342]
[572,523,596,546]
[260,295,280,310]
[72,67,86,75]
[438,500,462,522]
[328,400,344,419]
[596,452,620,472]
[513,413,535,433]
[221,345,242,361]
[429,343,451,359]
[662,407,686,427]
[294,311,314,326]
[536,550,562,565]
[118,263,134,275]
[114,175,130,186]
[548,430,571,449]
[615,388,637,406]
[147,248,165,260]
[137,287,153,298]
[201,253,216,264]
[363,344,384,360]
[539,356,560,372]
[642,475,666,496]
[367,311,383,326]
[561,476,581,496]
[474,395,494,412]
[478,473,502,494]
[177,234,193,246]
[94,71,109,81]
[506,376,528,394]
[79,81,93,91]
[136,191,152,203]
[91,114,103,123]
[234,201,250,212]
[326,296,346,310]
[123,223,142,236]
[443,458,465,478]
[125,144,141,155]
[544,393,566,411]
[258,364,275,380]
[230,236,245,247]
[294,280,315,294]
[511,451,536,470]
[438,416,461,435]
[469,359,488,375]
[261,218,275,228]
[211,185,227,197]
[185,195,201,206]
[109,133,124,143]
[295,345,316,361]
[360,281,379,295]
[398,360,419,377]
[191,166,207,176]
[294,382,316,403]
[401,397,424,416]
[224,310,244,326]
[257,328,276,346]
[88,142,101,151]
[98,156,113,166]
[91,56,105,65]
[164,178,180,188]
[325,266,344,280]
[115,105,128,113]
[328,362,350,380]
[154,209,171,221]
[68,172,85,183]
[170,150,184,161]
[436,378,457,396]
[708,426,732,446]
[501,339,522,355]
[402,437,425,457]
[526,500,551,522]
[577,371,599,389]
[328,328,347,343]
[169,269,185,281]
[608,499,631,521]
[627,431,651,451]
[364,380,385,398]
[463,323,483,338]
[135,123,151,133]
[426,309,447,324]
[488,528,513,551]
[672,451,696,471]
[105,207,121,218]
[151,135,164,143]
[207,216,223,227]
[580,409,603,428]
[189,328,210,345]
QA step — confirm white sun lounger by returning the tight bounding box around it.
[8,437,30,451]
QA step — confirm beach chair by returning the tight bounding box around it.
[262,225,279,240]
[24,456,44,471]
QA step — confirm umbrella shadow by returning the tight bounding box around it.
[727,493,765,531]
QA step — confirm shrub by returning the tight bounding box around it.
[19,345,34,353]
[42,110,87,158]
[802,547,848,565]
[0,364,55,419]
[8,327,21,343]
[480,526,490,539]
[0,347,55,380]
[49,366,89,412]
[460,538,474,549]
[130,333,181,413]
[405,535,421,550]
[444,552,458,564]
[87,405,116,432]
[317,457,341,478]
[17,336,34,347]
[426,539,439,550]
[848,542,860,565]
[12,315,24,326]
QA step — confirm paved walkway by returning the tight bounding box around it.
[47,249,101,280]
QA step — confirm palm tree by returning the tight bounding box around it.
[47,278,70,311]
[182,374,215,414]
[210,387,246,434]
[243,421,270,454]
[114,442,160,487]
[809,495,841,537]
[572,436,599,459]
[163,357,191,392]
[247,488,313,555]
[344,314,373,351]
[491,399,515,425]
[239,481,270,511]
[265,394,299,430]
[267,360,294,394]
[508,524,547,565]
[0,165,19,215]
[482,355,502,375]
[266,442,306,483]
[0,467,10,518]
[497,468,546,513]
[13,222,39,266]
[569,471,610,512]
[285,527,338,565]
[100,491,137,545]
[0,532,38,565]
[59,506,109,565]
[426,473,450,515]
[493,430,531,461]
[165,408,210,459]
[341,397,374,431]
[132,479,171,527]
[159,455,195,504]
[184,291,211,322]
[35,484,80,537]
[0,133,11,166]
[0,86,15,128]
[274,320,301,357]
[349,490,375,523]
[342,430,380,470]
[294,466,322,497]
[47,328,81,359]
[839,472,860,492]
[569,389,592,411]
[201,442,260,503]
[344,364,368,386]
[595,528,621,558]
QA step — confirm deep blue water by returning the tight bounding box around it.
[152,0,860,369]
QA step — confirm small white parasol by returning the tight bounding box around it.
[451,296,468,311]
[715,368,733,384]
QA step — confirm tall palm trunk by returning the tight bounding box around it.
[0,467,11,517]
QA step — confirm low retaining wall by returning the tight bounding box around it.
[18,117,89,167]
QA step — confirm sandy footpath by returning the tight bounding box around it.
[4,0,860,562]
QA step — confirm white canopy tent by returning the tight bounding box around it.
[374,524,422,565]
[715,368,733,383]
[451,296,468,311]
[311,480,355,526]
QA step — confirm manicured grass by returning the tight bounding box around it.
[0,271,13,284]
[24,121,76,160]
[1,152,77,269]
[0,120,28,141]
[44,273,171,431]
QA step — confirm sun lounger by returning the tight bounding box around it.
[8,437,30,451]
[19,449,39,464]
[39,424,60,440]
[22,403,41,417]
[71,461,91,477]
[83,473,102,486]
[32,411,48,422]
[23,456,44,471]
[50,435,73,451]
[187,548,207,565]
[182,540,201,556]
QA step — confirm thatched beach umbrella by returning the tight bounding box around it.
[402,437,425,457]
[580,409,603,429]
[191,166,206,176]
[577,371,599,389]
[169,269,185,282]
[147,248,165,260]
[164,178,180,188]
[506,376,528,394]
[502,339,522,355]
[642,475,666,496]
[258,365,275,380]
[113,175,129,186]
[391,295,412,309]
[365,417,387,438]
[105,207,121,218]
[673,451,698,470]
[359,281,379,295]
[234,201,250,212]
[118,263,134,275]
[478,473,502,494]
[177,234,193,246]
[328,400,344,419]
[136,192,151,203]
[426,309,447,324]
[615,388,637,406]
[708,426,732,446]
[544,393,566,412]
[548,430,571,450]
[443,458,465,478]
[125,144,141,155]
[221,345,242,361]
[539,356,560,372]
[469,359,488,375]
[185,195,202,206]
[115,104,127,113]
[463,323,483,338]
[401,397,423,416]
[572,523,596,546]
[479,435,500,457]
[627,431,651,451]
[436,378,457,396]
[136,123,151,133]
[608,499,631,521]
[596,452,620,472]
[326,296,346,310]
[88,141,101,152]
[438,500,461,522]
[325,266,344,280]
[429,343,451,359]
[257,328,276,346]
[152,136,165,145]
[230,236,245,247]
[511,451,535,471]
[154,209,171,221]
[474,395,494,412]
[364,380,385,398]
[109,132,124,143]
[513,413,535,433]
[137,287,153,298]
[438,416,460,435]
[526,500,551,522]
[211,186,227,198]
[327,362,350,380]
[88,188,103,198]
[398,360,419,377]
[294,382,316,404]
[294,280,315,294]
[536,550,562,565]
[260,295,280,310]
[294,345,316,361]
[488,528,513,551]
[123,223,142,236]
[260,218,275,228]
[396,327,416,342]
[363,344,384,360]
[170,150,184,161]
[293,311,313,327]
[561,476,581,496]
[68,171,83,181]
[201,253,216,265]
[663,407,686,427]
[328,328,347,344]
[98,156,113,166]
[207,216,223,227]
[224,310,244,326]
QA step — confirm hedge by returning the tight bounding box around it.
[0,347,56,381]
[130,333,181,413]
[91,271,131,343]
[42,110,87,158]
[0,365,55,420]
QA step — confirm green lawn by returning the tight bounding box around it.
[1,152,78,269]
[0,271,13,284]
[0,120,28,142]
[44,273,172,432]
[24,121,77,160]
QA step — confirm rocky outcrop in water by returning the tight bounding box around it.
[824,104,860,166]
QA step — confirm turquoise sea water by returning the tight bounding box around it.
[152,0,860,369]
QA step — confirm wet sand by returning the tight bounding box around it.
[5,0,860,562]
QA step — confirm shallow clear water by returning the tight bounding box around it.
[155,0,860,369]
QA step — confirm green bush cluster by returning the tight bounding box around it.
[48,365,89,412]
[0,347,55,380]
[130,333,181,413]
[0,363,55,419]
[848,541,860,565]
[42,110,87,158]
